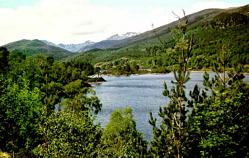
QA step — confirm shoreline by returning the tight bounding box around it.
[100,70,231,77]
[100,69,249,77]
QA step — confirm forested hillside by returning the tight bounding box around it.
[72,5,249,74]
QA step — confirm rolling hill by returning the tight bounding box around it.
[3,39,73,59]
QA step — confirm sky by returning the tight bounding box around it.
[0,0,248,45]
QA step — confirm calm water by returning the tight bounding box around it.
[93,72,249,140]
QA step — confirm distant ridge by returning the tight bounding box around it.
[79,32,139,52]
[3,39,72,59]
[57,41,95,52]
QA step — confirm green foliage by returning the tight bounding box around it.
[0,48,102,157]
[186,51,249,158]
[0,47,9,73]
[211,12,249,28]
[151,66,171,73]
[34,112,102,158]
[100,58,141,75]
[99,107,147,157]
[186,71,249,157]
[62,87,102,114]
[0,78,43,156]
[6,54,96,115]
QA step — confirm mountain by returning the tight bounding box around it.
[79,32,139,52]
[71,4,249,69]
[42,40,58,47]
[78,9,224,53]
[80,40,122,52]
[74,8,223,55]
[43,32,138,53]
[104,5,249,50]
[58,41,95,52]
[42,40,95,52]
[104,8,223,49]
[3,39,72,59]
[107,32,138,40]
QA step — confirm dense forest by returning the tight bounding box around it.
[1,12,249,158]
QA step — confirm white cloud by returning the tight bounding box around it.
[0,0,245,45]
[0,0,176,45]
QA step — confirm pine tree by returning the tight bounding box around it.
[149,14,193,157]
[186,45,249,157]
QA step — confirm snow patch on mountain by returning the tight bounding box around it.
[107,32,138,41]
[58,40,95,52]
[42,40,95,52]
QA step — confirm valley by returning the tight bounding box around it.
[1,2,249,157]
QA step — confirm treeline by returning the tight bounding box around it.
[0,47,102,157]
[0,17,249,157]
